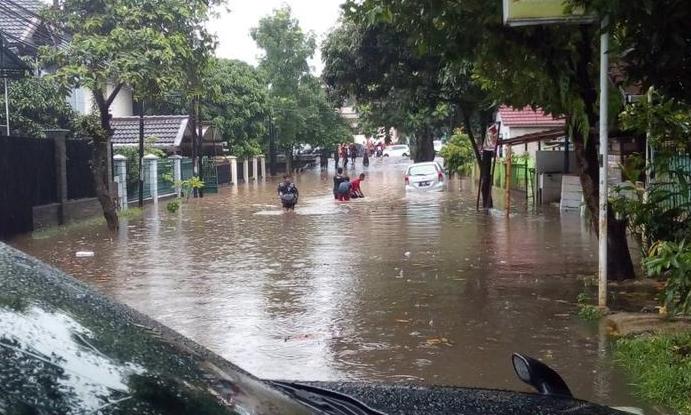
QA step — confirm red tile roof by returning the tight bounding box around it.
[497,105,565,127]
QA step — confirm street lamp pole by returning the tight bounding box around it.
[138,98,145,207]
[597,16,609,308]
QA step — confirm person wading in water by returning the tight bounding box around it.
[349,173,366,198]
[278,175,299,211]
[333,167,350,200]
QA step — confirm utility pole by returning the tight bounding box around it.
[197,98,204,198]
[3,78,9,136]
[138,99,144,207]
[597,16,609,308]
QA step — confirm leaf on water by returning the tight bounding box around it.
[425,336,453,347]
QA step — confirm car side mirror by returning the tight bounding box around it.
[512,353,573,398]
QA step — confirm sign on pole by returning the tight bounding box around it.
[503,0,594,26]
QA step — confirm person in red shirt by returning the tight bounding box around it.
[350,173,366,198]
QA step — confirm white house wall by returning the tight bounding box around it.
[67,84,133,117]
[108,84,133,117]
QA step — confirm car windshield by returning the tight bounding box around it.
[408,164,437,175]
[392,145,407,150]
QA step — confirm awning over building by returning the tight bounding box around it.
[498,128,565,146]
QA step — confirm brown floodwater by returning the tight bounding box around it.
[10,157,650,411]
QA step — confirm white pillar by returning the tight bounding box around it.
[598,16,609,308]
[113,154,128,211]
[259,155,266,179]
[252,156,258,181]
[229,156,238,185]
[171,155,182,197]
[242,157,249,184]
[144,154,159,202]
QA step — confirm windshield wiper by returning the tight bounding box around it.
[269,381,386,415]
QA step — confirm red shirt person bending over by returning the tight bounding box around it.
[350,173,366,198]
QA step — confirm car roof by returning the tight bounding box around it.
[408,161,439,167]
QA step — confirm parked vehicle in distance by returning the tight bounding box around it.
[383,144,410,157]
[405,161,445,191]
[433,140,445,154]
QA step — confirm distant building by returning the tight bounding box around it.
[496,105,565,157]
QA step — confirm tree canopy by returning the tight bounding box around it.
[0,76,76,138]
[252,6,351,157]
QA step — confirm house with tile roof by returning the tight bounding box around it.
[0,0,50,56]
[495,105,567,157]
[111,115,222,156]
[0,0,134,117]
[496,106,565,145]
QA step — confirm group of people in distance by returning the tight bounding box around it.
[337,143,359,168]
[278,142,371,211]
[277,168,367,212]
[333,168,365,201]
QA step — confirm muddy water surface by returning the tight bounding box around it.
[11,158,648,410]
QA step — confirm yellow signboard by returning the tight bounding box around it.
[503,0,593,26]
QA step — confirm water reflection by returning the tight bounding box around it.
[10,159,646,410]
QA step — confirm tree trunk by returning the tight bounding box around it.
[286,149,293,173]
[461,112,492,209]
[93,97,118,232]
[572,129,635,280]
[570,26,635,280]
[480,150,494,208]
[413,129,435,162]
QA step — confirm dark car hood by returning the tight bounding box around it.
[0,243,625,415]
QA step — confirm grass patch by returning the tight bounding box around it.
[615,332,691,415]
[576,292,606,321]
[120,207,143,220]
[31,208,143,240]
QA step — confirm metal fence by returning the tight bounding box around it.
[656,153,691,212]
[0,136,57,238]
[157,158,175,197]
[181,158,193,180]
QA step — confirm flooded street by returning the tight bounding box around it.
[11,159,647,410]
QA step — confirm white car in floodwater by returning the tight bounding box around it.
[383,144,410,157]
[405,161,445,191]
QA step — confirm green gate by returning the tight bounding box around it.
[202,158,218,194]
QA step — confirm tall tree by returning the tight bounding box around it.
[251,6,314,168]
[322,13,495,204]
[252,6,350,170]
[43,0,220,230]
[322,17,446,162]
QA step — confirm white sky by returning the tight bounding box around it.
[208,0,345,74]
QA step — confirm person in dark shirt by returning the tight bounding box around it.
[350,173,365,198]
[277,175,299,211]
[333,167,350,200]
